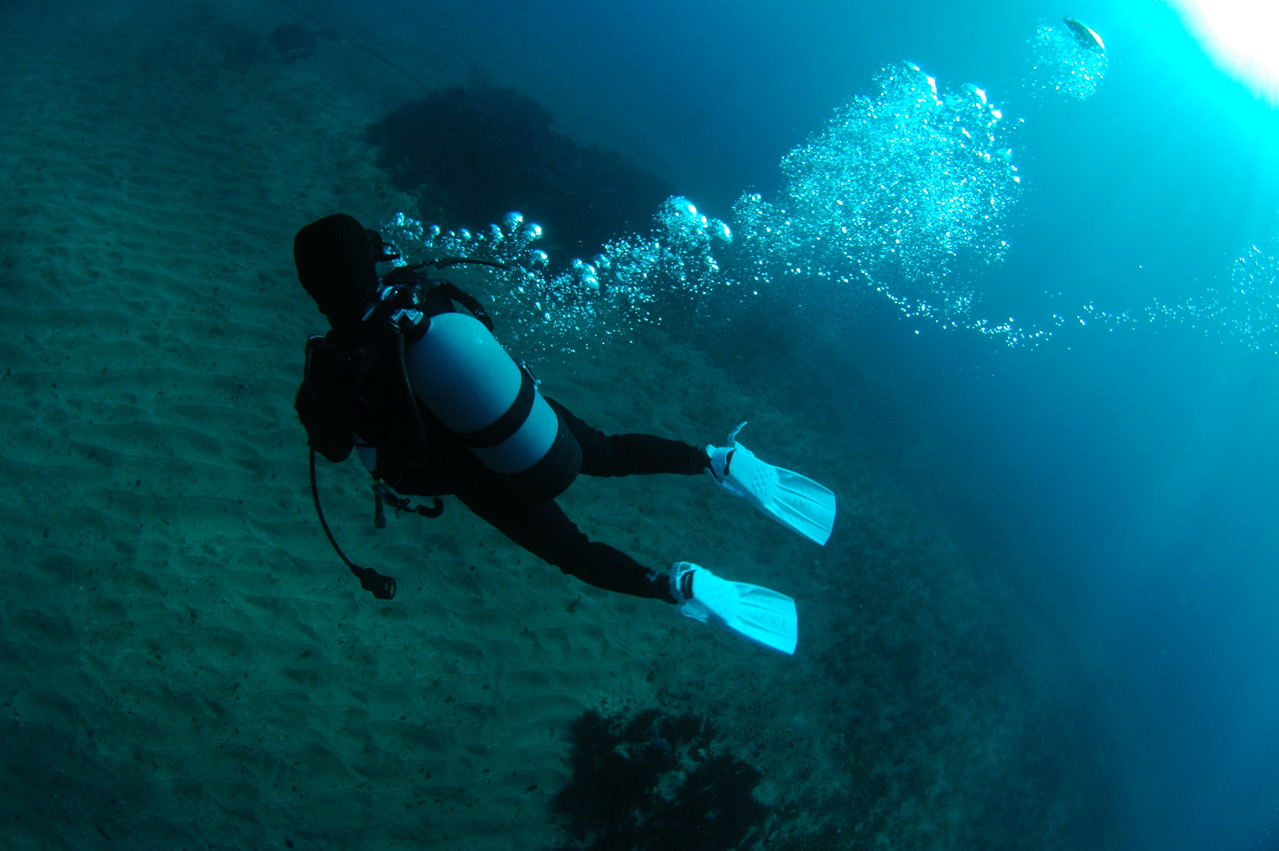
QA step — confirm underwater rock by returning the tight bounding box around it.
[367,85,675,254]
[549,707,770,851]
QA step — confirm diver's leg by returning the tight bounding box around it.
[456,485,676,602]
[549,399,708,478]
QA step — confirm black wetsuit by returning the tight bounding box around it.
[371,399,708,603]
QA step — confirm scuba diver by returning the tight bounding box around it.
[291,213,836,654]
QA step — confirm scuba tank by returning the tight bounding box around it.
[405,310,580,500]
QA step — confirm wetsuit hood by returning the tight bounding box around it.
[294,213,379,329]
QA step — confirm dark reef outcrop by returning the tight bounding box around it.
[367,86,674,254]
[548,707,769,851]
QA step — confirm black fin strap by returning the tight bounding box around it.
[309,449,397,600]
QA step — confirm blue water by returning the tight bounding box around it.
[407,1,1279,847]
[5,0,1274,846]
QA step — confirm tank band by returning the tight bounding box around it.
[461,368,535,449]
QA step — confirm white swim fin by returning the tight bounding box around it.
[707,422,836,545]
[670,562,798,655]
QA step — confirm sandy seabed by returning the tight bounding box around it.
[0,1,1115,849]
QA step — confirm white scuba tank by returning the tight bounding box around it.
[403,310,580,499]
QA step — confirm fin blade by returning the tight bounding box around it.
[727,584,799,654]
[770,468,837,545]
[675,565,799,654]
[719,442,837,545]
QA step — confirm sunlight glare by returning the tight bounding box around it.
[1173,0,1279,105]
